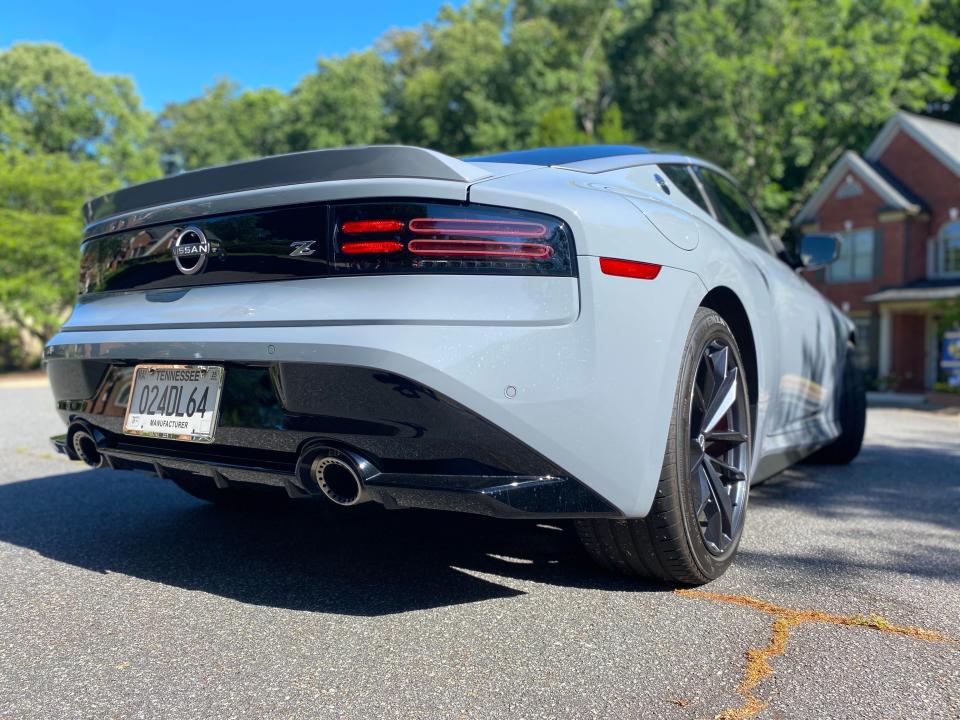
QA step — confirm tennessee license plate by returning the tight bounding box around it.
[123,364,224,442]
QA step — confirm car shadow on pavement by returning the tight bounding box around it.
[745,442,960,581]
[0,468,663,616]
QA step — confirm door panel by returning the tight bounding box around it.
[695,167,836,434]
[754,251,837,431]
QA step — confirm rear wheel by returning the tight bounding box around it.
[576,308,751,585]
[804,346,866,465]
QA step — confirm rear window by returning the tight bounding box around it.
[697,168,769,253]
[660,165,710,214]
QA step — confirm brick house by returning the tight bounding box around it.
[795,111,960,392]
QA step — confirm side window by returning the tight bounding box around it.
[697,168,769,253]
[828,228,876,282]
[939,221,960,275]
[659,165,710,214]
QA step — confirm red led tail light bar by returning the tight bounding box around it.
[407,239,555,260]
[408,218,548,238]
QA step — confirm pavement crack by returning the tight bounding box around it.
[675,589,956,720]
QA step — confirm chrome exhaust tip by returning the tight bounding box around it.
[311,454,368,506]
[69,427,103,468]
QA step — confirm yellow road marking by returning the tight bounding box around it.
[675,589,955,720]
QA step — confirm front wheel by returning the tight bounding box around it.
[803,345,866,465]
[576,308,752,585]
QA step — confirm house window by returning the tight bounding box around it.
[940,221,960,275]
[828,228,875,282]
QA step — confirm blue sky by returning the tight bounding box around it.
[1,0,452,110]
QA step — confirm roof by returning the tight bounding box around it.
[865,278,960,304]
[795,150,922,224]
[865,111,960,178]
[469,145,653,166]
[468,145,740,180]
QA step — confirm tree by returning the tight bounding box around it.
[387,1,520,154]
[0,43,158,181]
[611,0,958,226]
[513,0,649,138]
[2,2,959,370]
[156,80,291,170]
[286,51,390,151]
[0,43,160,362]
[925,0,960,123]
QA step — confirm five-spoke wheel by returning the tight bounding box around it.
[689,338,749,556]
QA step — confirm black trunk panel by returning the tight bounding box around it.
[79,204,330,295]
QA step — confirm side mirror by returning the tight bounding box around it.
[798,234,841,270]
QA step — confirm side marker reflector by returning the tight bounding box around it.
[599,257,662,280]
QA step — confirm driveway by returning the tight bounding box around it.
[1,382,958,719]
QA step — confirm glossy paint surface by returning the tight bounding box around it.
[79,201,574,296]
[46,146,850,518]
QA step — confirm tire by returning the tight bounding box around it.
[803,346,866,465]
[169,473,289,509]
[576,307,752,585]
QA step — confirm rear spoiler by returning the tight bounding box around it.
[83,145,492,230]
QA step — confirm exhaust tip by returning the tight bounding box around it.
[311,455,366,506]
[70,428,102,468]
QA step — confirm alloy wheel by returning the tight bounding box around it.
[688,338,749,555]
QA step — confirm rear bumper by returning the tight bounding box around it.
[45,261,707,517]
[49,441,614,521]
[46,361,617,519]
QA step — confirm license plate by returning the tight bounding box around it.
[123,364,224,443]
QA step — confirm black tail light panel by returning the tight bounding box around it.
[331,202,575,277]
[77,200,575,296]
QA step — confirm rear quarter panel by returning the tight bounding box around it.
[470,166,786,497]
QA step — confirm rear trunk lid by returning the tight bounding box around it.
[68,146,578,330]
[78,146,544,297]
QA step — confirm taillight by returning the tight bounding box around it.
[331,202,574,276]
[341,220,405,234]
[408,218,548,237]
[341,241,404,254]
[407,239,555,259]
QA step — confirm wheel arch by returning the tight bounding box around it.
[699,286,759,430]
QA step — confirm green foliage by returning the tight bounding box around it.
[596,104,633,144]
[154,0,958,216]
[156,80,291,170]
[387,1,520,154]
[287,51,390,151]
[0,42,159,182]
[935,296,960,335]
[0,43,160,364]
[2,2,959,369]
[533,107,590,146]
[611,0,958,225]
[0,207,77,342]
[926,0,960,123]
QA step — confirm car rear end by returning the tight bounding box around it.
[45,145,705,520]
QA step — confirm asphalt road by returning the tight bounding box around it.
[0,382,958,720]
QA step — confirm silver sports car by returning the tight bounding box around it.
[44,145,865,585]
